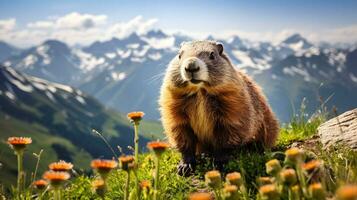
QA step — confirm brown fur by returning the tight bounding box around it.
[159,41,279,158]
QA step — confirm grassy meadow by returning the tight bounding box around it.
[1,104,357,200]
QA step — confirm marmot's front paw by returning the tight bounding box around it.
[177,160,196,176]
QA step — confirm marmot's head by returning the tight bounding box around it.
[165,41,235,88]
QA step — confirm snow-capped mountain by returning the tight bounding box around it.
[1,31,356,121]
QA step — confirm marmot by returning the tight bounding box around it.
[159,41,279,175]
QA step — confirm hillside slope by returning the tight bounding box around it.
[0,66,162,186]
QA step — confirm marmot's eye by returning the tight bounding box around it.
[209,52,215,60]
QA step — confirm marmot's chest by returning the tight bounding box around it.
[185,93,218,142]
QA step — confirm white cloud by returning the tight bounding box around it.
[27,21,54,29]
[107,15,158,39]
[0,18,16,32]
[0,13,159,47]
[55,12,107,30]
[1,12,356,48]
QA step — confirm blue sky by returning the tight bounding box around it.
[1,0,357,46]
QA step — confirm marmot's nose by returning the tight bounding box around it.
[185,62,200,73]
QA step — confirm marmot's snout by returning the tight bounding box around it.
[180,57,208,84]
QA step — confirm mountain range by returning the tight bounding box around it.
[0,66,161,185]
[1,30,356,122]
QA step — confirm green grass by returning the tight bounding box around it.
[1,102,357,199]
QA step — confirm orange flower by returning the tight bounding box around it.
[127,111,145,123]
[308,183,325,200]
[139,180,151,190]
[205,170,221,188]
[33,179,48,190]
[302,160,321,173]
[280,169,297,186]
[49,160,73,172]
[91,159,118,170]
[257,177,273,186]
[147,141,170,155]
[118,155,135,171]
[259,184,279,200]
[336,185,357,200]
[91,159,117,179]
[226,172,242,186]
[188,192,212,200]
[43,171,70,188]
[7,137,32,152]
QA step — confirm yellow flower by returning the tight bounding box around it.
[43,171,70,188]
[205,170,221,189]
[49,160,73,172]
[336,185,357,200]
[223,184,239,199]
[308,183,325,200]
[226,172,242,186]
[302,160,321,173]
[257,177,273,186]
[33,179,48,190]
[127,111,145,123]
[290,185,301,199]
[118,155,135,171]
[7,137,32,152]
[147,141,170,156]
[259,184,279,200]
[285,148,304,164]
[92,179,106,197]
[188,192,212,200]
[266,159,282,175]
[280,169,297,186]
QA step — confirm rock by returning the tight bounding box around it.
[318,108,357,149]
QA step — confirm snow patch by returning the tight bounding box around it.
[232,50,255,67]
[131,57,145,63]
[117,49,131,58]
[45,91,56,102]
[74,49,105,72]
[350,73,357,83]
[133,46,150,57]
[37,45,51,65]
[75,95,86,104]
[126,43,140,49]
[105,52,116,59]
[3,61,11,67]
[111,72,126,81]
[5,91,15,100]
[8,77,33,93]
[143,37,175,49]
[283,66,311,82]
[21,54,38,68]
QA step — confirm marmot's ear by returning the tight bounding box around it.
[216,43,223,55]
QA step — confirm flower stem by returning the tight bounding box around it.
[153,155,160,200]
[124,171,130,200]
[133,122,140,196]
[134,122,139,164]
[54,188,61,200]
[17,151,24,196]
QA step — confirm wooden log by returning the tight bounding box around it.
[317,108,357,149]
